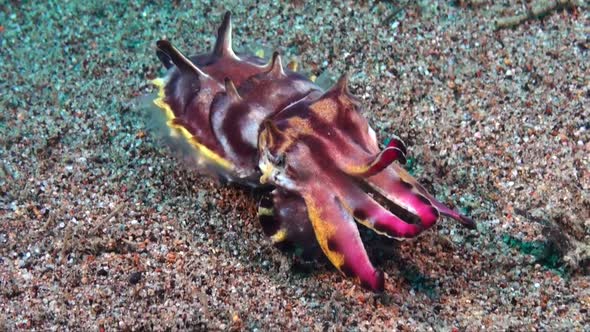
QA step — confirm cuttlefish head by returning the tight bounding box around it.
[257,75,475,291]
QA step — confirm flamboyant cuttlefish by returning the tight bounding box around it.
[151,12,475,292]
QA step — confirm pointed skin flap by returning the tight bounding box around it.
[212,11,238,59]
[224,78,242,103]
[156,40,209,78]
[266,52,286,78]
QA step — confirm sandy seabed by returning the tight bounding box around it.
[1,1,588,330]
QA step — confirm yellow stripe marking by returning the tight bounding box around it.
[271,229,287,243]
[151,78,234,171]
[257,207,273,216]
[309,98,338,122]
[259,162,273,184]
[303,194,345,268]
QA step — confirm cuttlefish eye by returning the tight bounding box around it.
[273,153,286,168]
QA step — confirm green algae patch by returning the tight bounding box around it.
[404,156,417,176]
[502,234,567,276]
[399,266,438,299]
